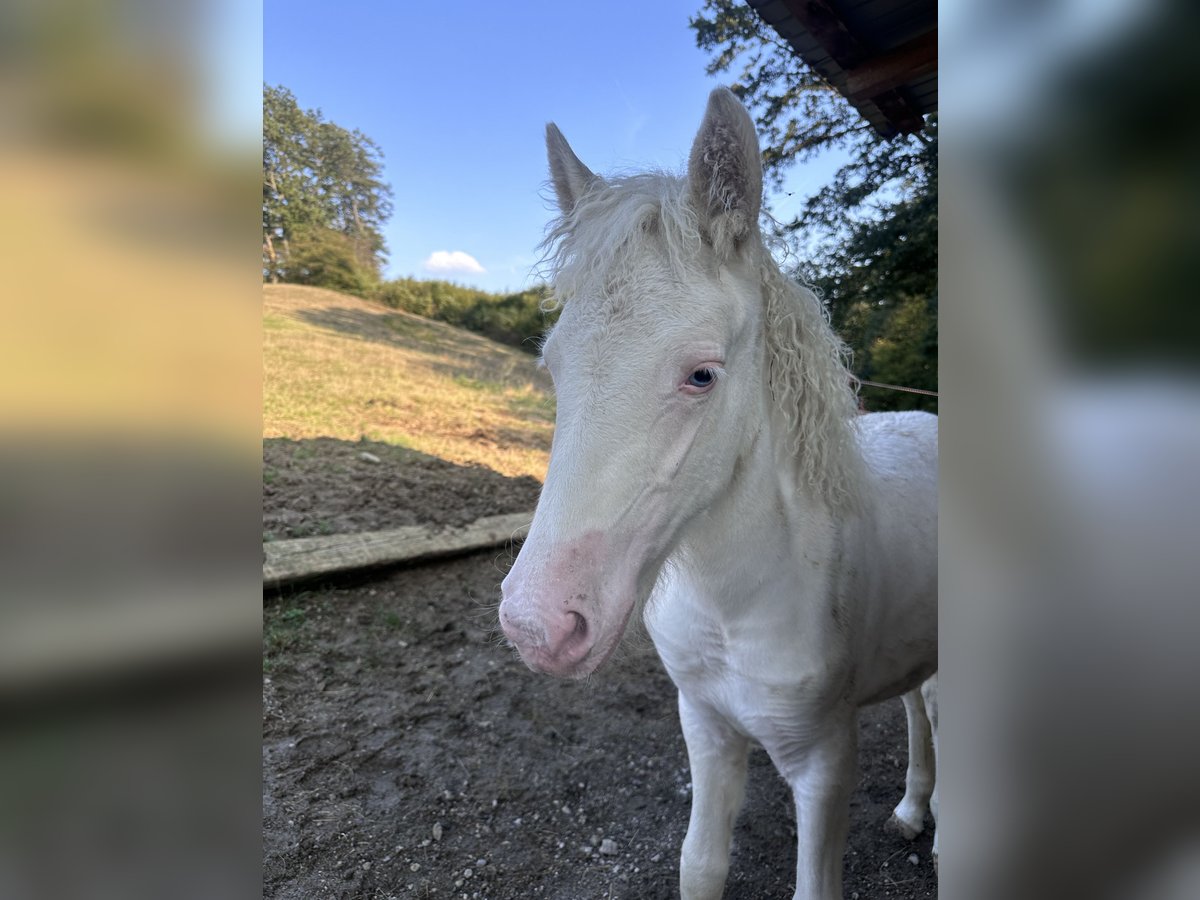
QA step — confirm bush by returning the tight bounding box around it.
[373,279,432,317]
[370,278,557,354]
[283,228,375,298]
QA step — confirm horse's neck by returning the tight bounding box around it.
[673,414,839,612]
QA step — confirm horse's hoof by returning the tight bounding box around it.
[886,812,923,841]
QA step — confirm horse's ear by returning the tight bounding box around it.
[546,123,599,216]
[688,88,763,254]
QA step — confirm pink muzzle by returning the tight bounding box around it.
[498,530,635,678]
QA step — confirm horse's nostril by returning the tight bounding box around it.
[569,611,588,638]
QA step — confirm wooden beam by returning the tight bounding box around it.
[846,30,937,101]
[770,0,931,135]
[263,512,533,587]
[777,0,869,68]
[866,88,928,136]
[2,583,258,697]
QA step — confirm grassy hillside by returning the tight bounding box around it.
[263,284,554,480]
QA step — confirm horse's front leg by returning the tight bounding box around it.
[678,693,750,900]
[771,709,858,900]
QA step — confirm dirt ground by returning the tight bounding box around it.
[263,437,544,540]
[263,438,936,899]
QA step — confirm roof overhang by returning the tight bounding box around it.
[746,0,936,137]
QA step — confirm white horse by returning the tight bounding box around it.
[498,88,938,900]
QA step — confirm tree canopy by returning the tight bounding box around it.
[692,0,937,412]
[263,85,393,289]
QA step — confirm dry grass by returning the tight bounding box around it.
[263,284,554,480]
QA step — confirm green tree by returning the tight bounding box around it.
[262,85,392,286]
[691,0,937,411]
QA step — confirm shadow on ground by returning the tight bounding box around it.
[292,305,551,395]
[263,436,542,541]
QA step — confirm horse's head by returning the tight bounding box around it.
[499,89,773,678]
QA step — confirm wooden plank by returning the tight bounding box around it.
[845,29,937,101]
[263,512,533,587]
[1,583,258,697]
[761,0,933,136]
[777,0,869,68]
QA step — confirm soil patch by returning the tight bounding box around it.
[263,438,541,540]
[262,447,936,899]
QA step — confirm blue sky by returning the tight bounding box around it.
[265,0,844,294]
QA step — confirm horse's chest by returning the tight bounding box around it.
[653,616,737,688]
[646,593,848,742]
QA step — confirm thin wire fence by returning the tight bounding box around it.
[858,379,939,398]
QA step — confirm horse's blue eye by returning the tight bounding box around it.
[687,368,716,388]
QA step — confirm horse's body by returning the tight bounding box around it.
[647,410,937,898]
[499,88,938,899]
[648,410,937,712]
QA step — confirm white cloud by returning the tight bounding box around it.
[423,250,486,275]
